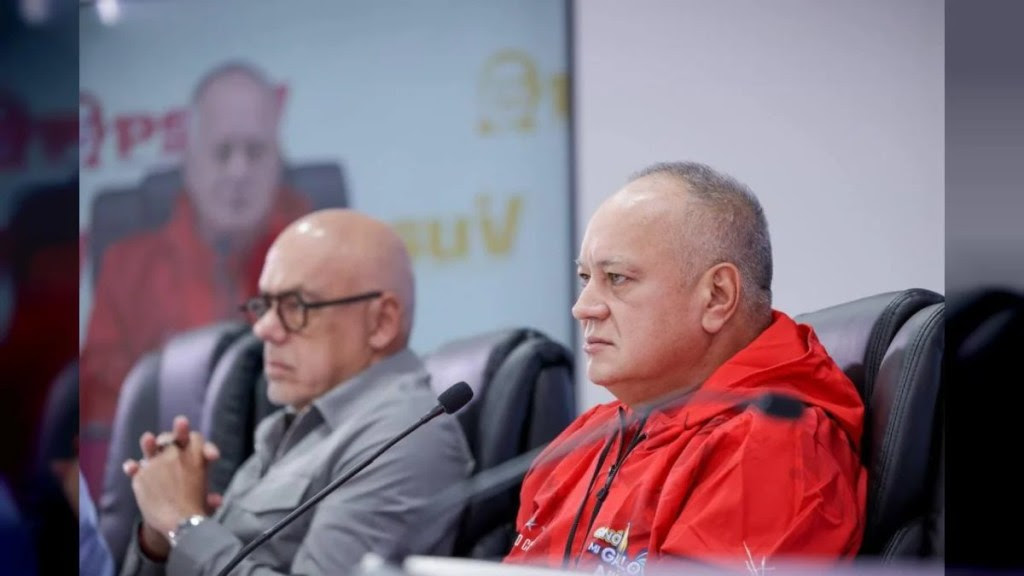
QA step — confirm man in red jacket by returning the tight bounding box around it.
[79,62,310,497]
[505,161,867,574]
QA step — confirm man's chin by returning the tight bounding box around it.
[212,215,268,236]
[586,367,621,389]
[265,384,292,407]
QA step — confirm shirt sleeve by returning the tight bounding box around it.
[160,417,472,576]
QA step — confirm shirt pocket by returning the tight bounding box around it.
[238,473,313,516]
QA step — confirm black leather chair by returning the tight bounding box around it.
[422,328,576,558]
[98,320,249,569]
[795,288,944,560]
[200,332,278,497]
[794,288,943,403]
[862,302,944,558]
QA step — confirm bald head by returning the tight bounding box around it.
[268,209,416,348]
[620,162,773,319]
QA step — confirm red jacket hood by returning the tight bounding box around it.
[637,310,865,452]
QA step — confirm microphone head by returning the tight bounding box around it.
[437,381,473,414]
[750,393,806,420]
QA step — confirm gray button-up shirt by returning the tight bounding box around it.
[121,349,474,576]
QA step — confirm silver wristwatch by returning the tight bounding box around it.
[167,514,207,548]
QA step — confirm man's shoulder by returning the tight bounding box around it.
[574,401,619,426]
[92,227,179,304]
[95,206,195,280]
[330,364,437,428]
[100,225,170,266]
[691,403,861,472]
[539,401,619,454]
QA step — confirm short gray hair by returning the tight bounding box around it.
[630,161,773,315]
[191,60,275,106]
[188,60,277,136]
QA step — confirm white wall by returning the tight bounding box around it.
[573,0,944,410]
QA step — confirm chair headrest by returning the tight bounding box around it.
[423,328,538,409]
[794,288,943,401]
[157,320,249,432]
[201,331,275,496]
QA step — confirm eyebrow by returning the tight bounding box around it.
[260,286,320,299]
[574,257,636,270]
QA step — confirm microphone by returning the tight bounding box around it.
[372,389,805,571]
[215,381,474,576]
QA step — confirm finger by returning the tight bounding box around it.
[123,459,141,476]
[155,432,178,452]
[202,441,221,462]
[173,416,191,445]
[206,493,223,513]
[140,432,159,459]
[185,432,207,459]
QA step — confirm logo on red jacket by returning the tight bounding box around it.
[584,523,648,576]
[512,510,542,552]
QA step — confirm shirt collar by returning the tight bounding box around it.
[312,348,426,431]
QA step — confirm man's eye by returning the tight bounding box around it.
[246,142,267,161]
[608,273,626,285]
[215,143,232,164]
[578,273,590,287]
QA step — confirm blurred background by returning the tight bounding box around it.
[1,0,78,573]
[0,0,1020,573]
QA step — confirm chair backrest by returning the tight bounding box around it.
[423,328,576,559]
[201,332,278,497]
[794,289,945,560]
[793,288,943,402]
[88,162,348,282]
[98,320,248,569]
[864,302,944,558]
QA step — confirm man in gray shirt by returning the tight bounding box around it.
[119,209,474,575]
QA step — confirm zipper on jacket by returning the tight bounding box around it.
[561,408,647,569]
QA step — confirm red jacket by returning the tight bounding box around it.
[78,188,308,496]
[504,311,867,574]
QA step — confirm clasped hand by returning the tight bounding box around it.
[122,416,222,560]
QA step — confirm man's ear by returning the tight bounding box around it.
[367,294,401,352]
[699,262,741,334]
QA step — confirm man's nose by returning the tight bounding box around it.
[252,305,286,343]
[224,147,249,178]
[572,284,609,322]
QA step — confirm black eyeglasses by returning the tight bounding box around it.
[239,290,383,333]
